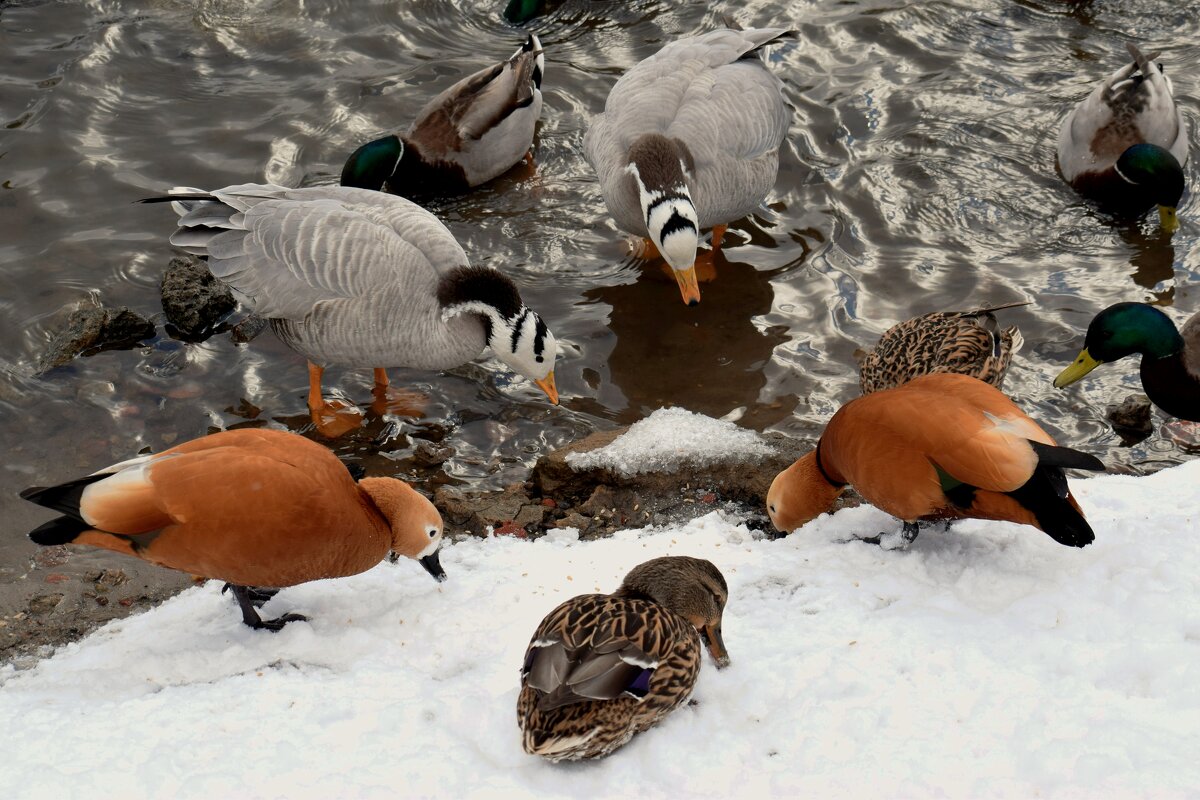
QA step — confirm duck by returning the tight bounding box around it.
[19,428,446,630]
[859,302,1027,394]
[767,373,1105,547]
[518,555,730,762]
[144,184,558,436]
[1057,43,1188,232]
[583,24,793,305]
[340,34,544,196]
[1053,302,1200,422]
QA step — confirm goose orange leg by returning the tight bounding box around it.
[307,362,363,438]
[694,224,728,284]
[369,367,428,419]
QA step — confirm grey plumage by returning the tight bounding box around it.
[584,27,793,236]
[165,184,487,369]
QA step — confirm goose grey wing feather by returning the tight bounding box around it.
[166,185,466,321]
[584,27,791,232]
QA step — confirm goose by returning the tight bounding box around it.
[145,184,558,435]
[584,25,792,305]
[1057,43,1188,232]
[767,374,1105,547]
[858,302,1026,394]
[20,428,446,630]
[1054,302,1200,422]
[518,556,729,762]
[341,35,544,196]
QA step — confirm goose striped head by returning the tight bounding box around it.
[626,134,701,305]
[439,266,558,403]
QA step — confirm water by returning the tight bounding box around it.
[3,0,1199,565]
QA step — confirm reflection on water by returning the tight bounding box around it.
[2,0,1199,544]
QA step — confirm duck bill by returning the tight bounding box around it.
[672,266,701,306]
[699,622,730,669]
[1158,205,1180,233]
[1053,348,1102,388]
[418,550,447,582]
[533,371,558,405]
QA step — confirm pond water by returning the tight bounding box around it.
[2,0,1198,572]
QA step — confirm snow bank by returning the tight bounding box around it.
[2,462,1199,799]
[565,407,774,476]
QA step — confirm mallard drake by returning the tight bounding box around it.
[145,184,558,435]
[767,374,1105,547]
[1057,43,1188,231]
[518,556,730,762]
[859,302,1027,394]
[503,0,557,23]
[340,35,544,196]
[20,428,446,630]
[583,25,792,305]
[1053,302,1200,422]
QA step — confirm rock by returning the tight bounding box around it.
[1106,394,1153,445]
[37,305,156,372]
[231,313,269,343]
[160,255,236,338]
[412,440,454,468]
[433,483,546,537]
[28,594,64,616]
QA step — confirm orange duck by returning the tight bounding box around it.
[767,374,1105,547]
[20,428,446,630]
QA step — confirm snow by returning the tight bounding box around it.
[3,462,1200,799]
[566,407,774,476]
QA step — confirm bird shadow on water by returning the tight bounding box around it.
[568,245,798,429]
[1118,221,1177,304]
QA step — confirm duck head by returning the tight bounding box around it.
[626,134,701,305]
[766,450,847,535]
[439,266,558,403]
[1054,302,1184,388]
[341,134,405,193]
[1115,143,1185,232]
[617,556,730,668]
[358,477,446,581]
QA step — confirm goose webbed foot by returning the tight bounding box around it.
[311,398,363,438]
[227,584,307,631]
[369,385,428,419]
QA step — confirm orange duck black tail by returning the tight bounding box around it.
[1008,442,1105,548]
[20,474,106,546]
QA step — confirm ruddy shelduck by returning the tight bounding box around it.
[20,428,446,629]
[767,374,1105,546]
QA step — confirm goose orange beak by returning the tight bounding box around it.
[673,266,701,306]
[534,371,558,404]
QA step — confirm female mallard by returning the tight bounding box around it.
[148,184,558,435]
[341,35,544,196]
[1054,302,1200,422]
[767,374,1105,547]
[859,302,1026,394]
[583,26,792,305]
[518,556,730,762]
[20,428,446,630]
[1057,43,1188,231]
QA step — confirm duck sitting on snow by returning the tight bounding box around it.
[584,25,793,305]
[1054,302,1200,422]
[341,35,544,196]
[146,184,558,436]
[20,428,446,630]
[1057,43,1188,232]
[858,302,1026,394]
[518,556,730,762]
[767,374,1105,547]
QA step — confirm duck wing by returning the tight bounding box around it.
[407,35,544,158]
[1059,44,1187,178]
[159,185,467,321]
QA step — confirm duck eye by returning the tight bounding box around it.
[427,527,438,538]
[769,504,776,513]
[535,355,544,363]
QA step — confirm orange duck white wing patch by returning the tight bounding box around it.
[80,457,175,534]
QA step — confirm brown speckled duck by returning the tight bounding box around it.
[517,556,730,762]
[859,302,1026,394]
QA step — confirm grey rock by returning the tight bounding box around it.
[160,255,236,338]
[37,305,156,373]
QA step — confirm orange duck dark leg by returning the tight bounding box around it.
[227,584,307,631]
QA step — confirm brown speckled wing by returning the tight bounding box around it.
[517,593,701,761]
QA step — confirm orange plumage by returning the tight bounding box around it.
[21,428,446,628]
[767,374,1105,546]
